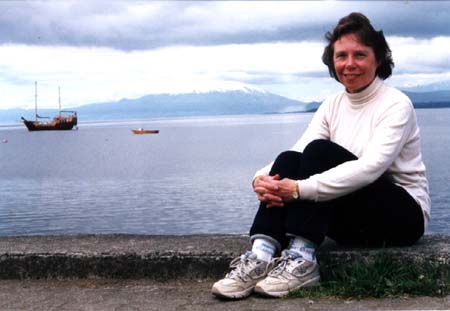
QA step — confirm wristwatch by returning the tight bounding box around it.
[292,181,299,200]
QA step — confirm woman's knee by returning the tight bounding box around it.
[274,150,301,165]
[303,139,357,163]
[300,140,356,176]
[303,139,336,156]
[270,150,302,177]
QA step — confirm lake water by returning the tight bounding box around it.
[0,109,449,236]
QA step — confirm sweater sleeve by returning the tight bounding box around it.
[253,99,331,179]
[298,100,416,202]
[289,98,331,152]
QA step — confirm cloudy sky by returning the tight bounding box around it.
[0,1,449,109]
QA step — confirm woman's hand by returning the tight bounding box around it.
[253,175,283,207]
[253,175,299,208]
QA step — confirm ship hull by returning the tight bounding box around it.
[22,116,77,131]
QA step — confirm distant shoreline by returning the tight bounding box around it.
[1,105,449,127]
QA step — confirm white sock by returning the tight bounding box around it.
[251,238,276,263]
[288,236,317,262]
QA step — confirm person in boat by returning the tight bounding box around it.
[212,12,430,299]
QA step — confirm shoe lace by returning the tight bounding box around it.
[268,250,303,277]
[227,251,258,281]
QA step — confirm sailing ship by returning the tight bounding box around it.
[21,82,77,131]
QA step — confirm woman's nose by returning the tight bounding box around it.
[346,56,356,68]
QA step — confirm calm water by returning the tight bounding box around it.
[0,109,449,236]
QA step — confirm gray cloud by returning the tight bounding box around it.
[217,70,331,87]
[0,1,448,51]
[365,3,450,38]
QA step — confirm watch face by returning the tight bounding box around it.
[293,183,299,199]
[292,183,300,200]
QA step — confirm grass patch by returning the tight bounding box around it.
[289,253,450,299]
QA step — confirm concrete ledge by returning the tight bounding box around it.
[0,234,449,279]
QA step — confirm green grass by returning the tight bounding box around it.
[288,253,450,299]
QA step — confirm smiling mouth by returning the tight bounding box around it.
[344,73,360,77]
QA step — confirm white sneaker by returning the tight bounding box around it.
[255,250,320,298]
[211,251,271,299]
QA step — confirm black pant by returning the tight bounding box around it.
[250,139,424,249]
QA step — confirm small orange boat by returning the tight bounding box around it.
[131,128,159,134]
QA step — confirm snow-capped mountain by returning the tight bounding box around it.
[70,89,309,121]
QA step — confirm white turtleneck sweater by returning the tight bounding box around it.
[255,77,430,227]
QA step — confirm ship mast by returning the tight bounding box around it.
[34,81,38,122]
[58,86,61,118]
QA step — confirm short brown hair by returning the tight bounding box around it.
[322,12,394,81]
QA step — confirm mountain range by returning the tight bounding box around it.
[2,87,450,124]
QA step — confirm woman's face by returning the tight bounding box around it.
[333,33,379,93]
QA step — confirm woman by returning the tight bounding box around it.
[212,12,430,299]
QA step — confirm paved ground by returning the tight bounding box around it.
[0,279,449,311]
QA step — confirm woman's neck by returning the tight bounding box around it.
[345,77,383,107]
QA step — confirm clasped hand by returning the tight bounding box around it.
[253,174,297,208]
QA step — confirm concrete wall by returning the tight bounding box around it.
[0,234,449,279]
